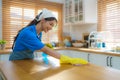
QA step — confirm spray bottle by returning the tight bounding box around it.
[42,43,53,64]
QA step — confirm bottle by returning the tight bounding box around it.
[42,52,49,65]
[102,42,106,48]
[96,40,102,49]
[42,43,53,64]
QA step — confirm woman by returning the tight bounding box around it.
[9,8,88,65]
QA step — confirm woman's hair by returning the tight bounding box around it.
[12,12,57,49]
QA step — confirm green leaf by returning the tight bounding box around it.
[0,40,7,44]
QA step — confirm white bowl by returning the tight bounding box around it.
[72,43,84,47]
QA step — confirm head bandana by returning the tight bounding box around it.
[36,8,56,21]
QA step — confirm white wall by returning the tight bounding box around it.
[0,0,2,39]
[72,24,97,40]
[63,24,97,40]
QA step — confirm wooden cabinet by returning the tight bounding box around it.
[34,52,43,58]
[57,50,74,57]
[0,49,120,70]
[64,0,83,24]
[0,54,10,61]
[89,53,120,70]
[69,50,88,61]
[108,56,120,70]
[83,0,97,23]
[89,53,108,67]
[57,50,120,70]
[56,50,89,61]
[0,52,43,60]
[63,0,97,25]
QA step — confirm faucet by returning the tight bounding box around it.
[88,31,98,48]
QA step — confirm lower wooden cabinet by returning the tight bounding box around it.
[0,54,10,61]
[0,50,120,70]
[57,50,120,70]
[88,53,108,67]
[56,50,88,61]
[34,52,43,58]
[109,56,120,70]
[88,53,120,70]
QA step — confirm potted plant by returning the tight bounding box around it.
[0,40,7,50]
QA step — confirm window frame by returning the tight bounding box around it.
[97,0,120,44]
[2,0,63,48]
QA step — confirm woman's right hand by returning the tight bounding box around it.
[60,55,88,65]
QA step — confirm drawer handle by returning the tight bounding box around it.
[88,54,90,62]
[110,57,112,67]
[106,56,109,66]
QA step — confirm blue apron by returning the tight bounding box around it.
[9,50,34,60]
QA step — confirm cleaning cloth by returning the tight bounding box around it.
[60,55,88,65]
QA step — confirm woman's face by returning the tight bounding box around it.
[42,20,56,33]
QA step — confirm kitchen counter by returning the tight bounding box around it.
[0,49,12,54]
[0,58,120,80]
[0,47,120,57]
[54,47,120,56]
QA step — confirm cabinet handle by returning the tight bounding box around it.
[110,57,112,67]
[106,56,109,66]
[88,54,90,62]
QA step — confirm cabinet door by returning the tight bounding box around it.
[89,53,108,67]
[57,50,88,61]
[34,50,74,58]
[66,50,89,62]
[64,0,97,24]
[34,52,43,58]
[57,50,74,57]
[0,54,10,61]
[69,50,88,60]
[78,52,88,61]
[83,0,97,23]
[74,0,83,22]
[64,0,83,24]
[64,0,74,23]
[110,56,120,70]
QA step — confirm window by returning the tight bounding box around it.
[2,0,63,48]
[97,0,120,44]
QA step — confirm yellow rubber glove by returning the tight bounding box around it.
[45,43,53,49]
[60,55,88,65]
[45,43,88,65]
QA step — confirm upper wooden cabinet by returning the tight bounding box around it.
[63,0,97,25]
[64,0,83,23]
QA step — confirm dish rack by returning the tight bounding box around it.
[88,31,113,49]
[88,31,108,49]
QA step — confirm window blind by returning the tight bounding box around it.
[0,1,2,37]
[97,0,120,43]
[2,0,63,48]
